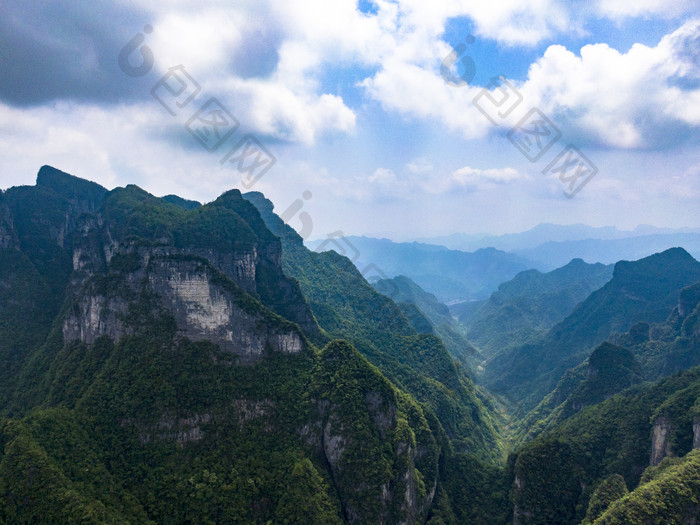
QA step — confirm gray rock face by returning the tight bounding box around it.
[309,390,436,525]
[650,416,673,466]
[0,199,17,250]
[64,254,304,363]
[63,294,130,344]
[148,257,303,362]
[185,248,259,293]
[513,475,534,525]
[365,391,397,439]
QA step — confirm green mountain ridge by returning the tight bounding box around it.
[511,366,700,524]
[372,275,480,369]
[0,167,509,523]
[485,247,700,411]
[462,258,613,359]
[515,342,644,445]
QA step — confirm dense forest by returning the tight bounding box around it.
[1,166,700,523]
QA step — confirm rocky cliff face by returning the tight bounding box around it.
[63,250,305,364]
[650,416,673,466]
[0,195,18,250]
[18,167,322,353]
[148,257,304,361]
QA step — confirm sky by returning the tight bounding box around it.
[1,0,700,241]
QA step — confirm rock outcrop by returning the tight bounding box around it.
[650,416,673,466]
[64,252,305,363]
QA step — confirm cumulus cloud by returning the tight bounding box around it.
[5,0,697,151]
[461,0,573,46]
[0,0,360,145]
[518,19,700,149]
[416,166,527,194]
[362,14,700,150]
[453,166,522,183]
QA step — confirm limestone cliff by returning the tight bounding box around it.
[64,251,305,364]
[650,416,673,466]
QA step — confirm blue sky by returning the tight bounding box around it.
[1,0,699,240]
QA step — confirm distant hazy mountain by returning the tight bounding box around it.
[516,234,700,271]
[308,235,533,302]
[418,223,700,253]
[462,258,614,358]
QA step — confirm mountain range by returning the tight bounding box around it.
[418,222,700,253]
[485,247,700,410]
[3,166,700,524]
[459,259,614,360]
[308,235,532,303]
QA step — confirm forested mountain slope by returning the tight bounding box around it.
[0,167,506,524]
[485,248,700,411]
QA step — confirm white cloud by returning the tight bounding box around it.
[0,100,249,202]
[417,165,527,194]
[462,0,573,46]
[453,166,522,184]
[402,164,527,195]
[368,167,397,184]
[138,0,364,145]
[597,0,699,20]
[133,0,585,146]
[362,16,700,150]
[406,158,434,174]
[517,19,700,148]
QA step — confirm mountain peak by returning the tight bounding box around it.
[613,247,698,283]
[36,165,108,204]
[213,188,243,203]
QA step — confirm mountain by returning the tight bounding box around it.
[372,275,480,368]
[588,449,700,524]
[243,192,504,459]
[510,366,700,524]
[517,234,700,271]
[461,258,613,359]
[485,247,700,410]
[516,342,644,445]
[609,280,700,381]
[308,235,534,302]
[418,223,700,253]
[6,166,700,523]
[0,166,510,523]
[515,275,700,448]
